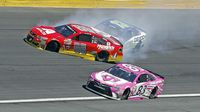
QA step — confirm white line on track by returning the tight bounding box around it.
[159,93,200,98]
[0,93,200,104]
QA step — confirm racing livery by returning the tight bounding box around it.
[84,64,164,100]
[95,19,146,50]
[24,24,123,62]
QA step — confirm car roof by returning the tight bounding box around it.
[69,24,112,38]
[99,19,145,33]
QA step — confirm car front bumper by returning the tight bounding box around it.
[24,34,44,50]
[84,80,120,100]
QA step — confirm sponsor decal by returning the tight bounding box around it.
[36,28,46,35]
[134,36,145,42]
[64,39,72,49]
[95,72,128,85]
[97,44,114,51]
[102,75,120,82]
[36,28,55,35]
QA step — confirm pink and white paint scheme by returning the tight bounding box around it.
[84,63,165,100]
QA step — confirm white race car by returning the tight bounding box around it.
[95,19,146,50]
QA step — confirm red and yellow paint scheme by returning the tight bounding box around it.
[24,24,123,62]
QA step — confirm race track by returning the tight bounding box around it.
[0,7,200,111]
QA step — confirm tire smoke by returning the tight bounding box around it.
[37,9,200,62]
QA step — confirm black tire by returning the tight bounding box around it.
[45,41,60,52]
[121,89,130,100]
[95,51,109,62]
[149,87,158,99]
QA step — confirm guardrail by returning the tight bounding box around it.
[0,0,199,8]
[0,0,147,8]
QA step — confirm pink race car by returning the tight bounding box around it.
[84,64,165,100]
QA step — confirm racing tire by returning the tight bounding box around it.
[121,89,130,100]
[149,87,158,99]
[95,51,109,62]
[45,41,60,52]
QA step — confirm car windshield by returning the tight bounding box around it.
[105,66,137,82]
[55,25,75,37]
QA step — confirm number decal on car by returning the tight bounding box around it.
[136,85,147,95]
[134,36,145,42]
[122,64,140,72]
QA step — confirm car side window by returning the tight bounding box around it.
[98,38,107,45]
[72,34,92,43]
[137,74,155,83]
[92,36,107,45]
[137,74,148,83]
[147,74,155,81]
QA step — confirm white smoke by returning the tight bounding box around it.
[37,9,200,62]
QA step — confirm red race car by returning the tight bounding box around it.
[24,24,123,62]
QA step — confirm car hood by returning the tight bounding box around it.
[32,26,64,38]
[92,71,130,87]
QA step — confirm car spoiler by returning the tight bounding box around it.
[146,69,165,79]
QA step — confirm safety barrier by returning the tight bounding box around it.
[0,0,199,8]
[0,0,146,8]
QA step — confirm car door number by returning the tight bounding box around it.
[74,42,86,54]
[136,85,147,95]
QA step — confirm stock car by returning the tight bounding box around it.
[84,64,165,100]
[24,24,123,62]
[95,19,146,50]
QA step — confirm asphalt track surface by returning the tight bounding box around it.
[0,7,200,111]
